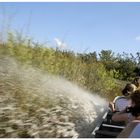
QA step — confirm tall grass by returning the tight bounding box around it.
[0,32,123,100]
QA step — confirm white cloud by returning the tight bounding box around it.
[54,38,67,49]
[135,36,140,41]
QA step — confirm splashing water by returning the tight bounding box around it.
[0,56,108,138]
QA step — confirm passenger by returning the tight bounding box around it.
[109,83,136,112]
[111,83,136,124]
[118,90,140,138]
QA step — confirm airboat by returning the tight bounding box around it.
[92,111,125,138]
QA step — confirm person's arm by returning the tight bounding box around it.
[112,109,128,123]
[117,121,138,138]
[109,102,115,112]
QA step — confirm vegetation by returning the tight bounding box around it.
[0,32,140,100]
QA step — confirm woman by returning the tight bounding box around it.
[117,90,140,138]
[109,83,136,112]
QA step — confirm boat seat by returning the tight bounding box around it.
[95,129,121,138]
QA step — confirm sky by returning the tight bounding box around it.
[0,2,140,55]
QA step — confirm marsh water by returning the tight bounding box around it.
[0,56,108,138]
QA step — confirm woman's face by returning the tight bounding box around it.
[133,79,140,87]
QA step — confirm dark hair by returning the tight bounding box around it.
[132,76,140,88]
[130,90,140,117]
[122,83,136,96]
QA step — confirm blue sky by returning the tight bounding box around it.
[0,2,140,55]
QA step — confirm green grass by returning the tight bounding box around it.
[0,32,124,100]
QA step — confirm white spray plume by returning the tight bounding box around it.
[0,56,108,138]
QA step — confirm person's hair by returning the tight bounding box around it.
[130,90,140,117]
[122,83,136,96]
[132,76,140,88]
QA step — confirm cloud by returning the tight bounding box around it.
[54,38,67,49]
[135,36,140,41]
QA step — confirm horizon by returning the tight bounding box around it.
[0,2,140,56]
